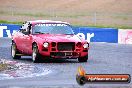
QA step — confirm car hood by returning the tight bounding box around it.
[34,34,83,42]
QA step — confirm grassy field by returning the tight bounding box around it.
[0,0,132,28]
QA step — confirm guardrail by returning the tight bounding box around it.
[0,24,132,44]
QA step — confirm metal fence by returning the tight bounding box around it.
[50,12,132,27]
[0,10,132,27]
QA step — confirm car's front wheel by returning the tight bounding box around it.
[32,44,41,63]
[78,55,88,62]
[11,42,21,59]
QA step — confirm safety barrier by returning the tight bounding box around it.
[73,27,118,43]
[0,24,20,37]
[0,24,132,44]
[118,29,132,44]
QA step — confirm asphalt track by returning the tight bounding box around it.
[0,38,132,88]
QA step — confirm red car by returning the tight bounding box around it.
[11,20,89,63]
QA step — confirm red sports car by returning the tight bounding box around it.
[11,20,89,63]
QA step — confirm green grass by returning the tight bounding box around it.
[0,20,132,29]
[73,24,132,29]
[0,20,23,25]
[87,24,132,29]
[0,11,92,18]
[0,11,132,29]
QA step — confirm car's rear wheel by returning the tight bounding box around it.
[78,55,88,62]
[11,42,21,59]
[32,44,41,63]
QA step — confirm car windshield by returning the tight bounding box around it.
[32,23,74,35]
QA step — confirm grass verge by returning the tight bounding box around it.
[0,20,132,29]
[0,20,23,25]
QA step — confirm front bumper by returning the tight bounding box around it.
[38,42,89,59]
[39,51,88,59]
[50,52,80,59]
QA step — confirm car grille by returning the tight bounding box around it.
[57,42,75,51]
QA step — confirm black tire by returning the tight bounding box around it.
[78,55,88,62]
[32,44,42,63]
[11,42,21,59]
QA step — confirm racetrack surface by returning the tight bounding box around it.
[0,38,132,88]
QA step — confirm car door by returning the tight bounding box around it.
[22,23,33,55]
[15,24,27,52]
[16,30,25,52]
[16,22,30,54]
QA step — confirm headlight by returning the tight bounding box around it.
[83,43,88,48]
[43,42,49,48]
